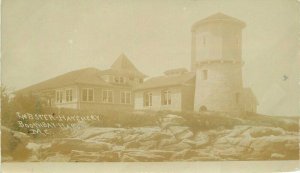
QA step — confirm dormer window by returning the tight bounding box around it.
[114,76,126,84]
[120,77,124,84]
[114,76,119,83]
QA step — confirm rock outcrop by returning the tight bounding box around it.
[3,114,299,162]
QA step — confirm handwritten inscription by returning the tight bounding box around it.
[16,112,102,136]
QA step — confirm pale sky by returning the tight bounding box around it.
[2,0,300,116]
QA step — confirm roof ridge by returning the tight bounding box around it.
[16,67,104,94]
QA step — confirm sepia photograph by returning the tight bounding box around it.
[1,0,300,172]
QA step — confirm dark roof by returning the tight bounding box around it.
[16,68,110,94]
[134,72,195,91]
[102,54,147,78]
[192,13,246,30]
[16,54,147,94]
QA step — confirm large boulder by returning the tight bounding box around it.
[70,150,100,162]
[162,140,193,151]
[193,132,210,148]
[121,150,166,162]
[74,127,124,144]
[211,126,299,160]
[49,138,112,154]
[168,126,194,140]
[43,153,71,162]
[1,126,31,161]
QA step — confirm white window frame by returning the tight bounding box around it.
[114,76,120,83]
[114,76,126,84]
[120,77,125,84]
[102,90,113,103]
[65,89,73,102]
[56,90,63,103]
[120,91,131,104]
[161,90,171,105]
[81,88,94,102]
[143,92,152,107]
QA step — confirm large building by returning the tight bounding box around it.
[16,13,258,113]
[16,54,146,112]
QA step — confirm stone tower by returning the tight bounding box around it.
[192,13,246,113]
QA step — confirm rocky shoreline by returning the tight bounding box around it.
[2,114,299,162]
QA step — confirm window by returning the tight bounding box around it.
[203,36,206,46]
[66,89,73,102]
[120,77,124,84]
[114,76,119,83]
[82,88,94,102]
[56,90,63,103]
[202,70,208,80]
[143,92,152,107]
[139,79,143,83]
[103,90,113,103]
[161,90,171,105]
[120,91,131,104]
[114,76,126,84]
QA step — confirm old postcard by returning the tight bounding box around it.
[1,0,299,172]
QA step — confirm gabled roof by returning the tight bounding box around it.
[134,72,195,91]
[102,54,147,78]
[192,12,246,30]
[16,68,110,94]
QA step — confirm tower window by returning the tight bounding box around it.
[235,93,240,104]
[202,70,208,80]
[236,36,240,48]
